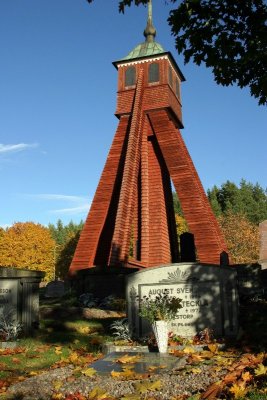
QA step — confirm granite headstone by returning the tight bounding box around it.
[127,263,238,338]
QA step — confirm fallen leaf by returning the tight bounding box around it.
[191,367,202,374]
[69,351,80,365]
[229,382,248,399]
[53,380,63,391]
[111,368,134,380]
[120,394,140,400]
[134,380,162,394]
[201,380,223,399]
[55,346,63,355]
[207,344,218,354]
[254,363,267,376]
[183,346,196,354]
[51,393,65,400]
[241,371,252,383]
[11,357,20,364]
[88,386,115,399]
[147,365,158,372]
[116,354,141,364]
[81,367,97,377]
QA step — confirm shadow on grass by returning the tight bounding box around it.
[35,295,126,350]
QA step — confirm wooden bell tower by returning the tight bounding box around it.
[69,1,228,275]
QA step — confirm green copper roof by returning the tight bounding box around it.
[123,41,165,60]
[122,0,165,61]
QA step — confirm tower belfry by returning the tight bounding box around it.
[69,1,228,275]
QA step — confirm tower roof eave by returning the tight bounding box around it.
[113,51,186,82]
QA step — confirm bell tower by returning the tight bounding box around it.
[69,1,228,275]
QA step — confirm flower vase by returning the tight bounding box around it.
[152,321,168,353]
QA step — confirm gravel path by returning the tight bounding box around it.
[5,362,226,399]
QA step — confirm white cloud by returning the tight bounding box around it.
[50,204,90,215]
[0,143,38,154]
[25,193,91,216]
[30,194,86,202]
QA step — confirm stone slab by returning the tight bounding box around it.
[127,263,239,338]
[89,352,186,375]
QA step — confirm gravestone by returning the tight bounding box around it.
[0,267,45,335]
[45,280,65,298]
[126,263,238,338]
[235,263,262,298]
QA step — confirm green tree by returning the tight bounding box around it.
[48,220,84,279]
[88,0,267,105]
[208,180,267,224]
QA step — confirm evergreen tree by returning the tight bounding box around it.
[208,180,267,225]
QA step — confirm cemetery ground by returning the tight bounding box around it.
[0,292,267,400]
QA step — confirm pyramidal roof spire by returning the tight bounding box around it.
[144,0,156,43]
[121,0,165,61]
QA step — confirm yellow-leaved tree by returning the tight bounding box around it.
[0,222,56,281]
[218,211,260,264]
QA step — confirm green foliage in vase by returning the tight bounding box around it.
[138,293,183,324]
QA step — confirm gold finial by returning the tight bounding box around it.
[144,0,156,43]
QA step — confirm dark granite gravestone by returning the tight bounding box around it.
[235,263,263,299]
[45,280,65,298]
[0,267,44,335]
[127,263,239,339]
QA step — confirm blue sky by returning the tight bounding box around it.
[1,0,266,228]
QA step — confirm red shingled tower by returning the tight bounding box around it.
[69,1,228,275]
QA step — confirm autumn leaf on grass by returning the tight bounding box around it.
[229,382,248,399]
[77,326,91,334]
[81,367,97,377]
[54,346,63,355]
[116,354,141,364]
[88,386,115,399]
[134,380,162,394]
[254,363,267,376]
[68,351,80,365]
[11,357,20,364]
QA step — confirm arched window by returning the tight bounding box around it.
[148,63,159,83]
[175,78,180,99]
[125,66,136,87]
[168,66,173,88]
